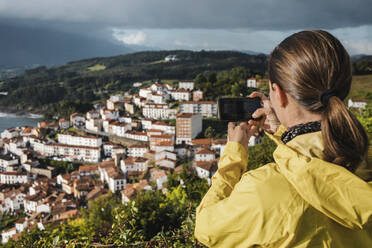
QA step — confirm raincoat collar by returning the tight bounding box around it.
[266,125,372,229]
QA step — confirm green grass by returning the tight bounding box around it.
[349,74,372,103]
[149,60,168,64]
[87,64,106,71]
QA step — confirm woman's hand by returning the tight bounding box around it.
[248,91,281,134]
[228,122,257,153]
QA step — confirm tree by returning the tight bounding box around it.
[204,126,215,138]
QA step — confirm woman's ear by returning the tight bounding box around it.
[272,83,288,108]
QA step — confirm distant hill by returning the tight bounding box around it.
[0,50,267,114]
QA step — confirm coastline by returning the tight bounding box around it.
[0,106,44,119]
[0,112,43,119]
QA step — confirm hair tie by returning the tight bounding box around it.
[320,89,337,107]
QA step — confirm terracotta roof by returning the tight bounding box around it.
[147,129,164,133]
[79,165,98,172]
[174,165,183,173]
[135,157,148,163]
[127,171,144,176]
[182,101,216,104]
[12,233,22,240]
[152,121,170,126]
[196,161,218,171]
[121,187,136,198]
[50,143,100,150]
[155,141,174,147]
[58,209,80,220]
[0,171,27,176]
[192,138,213,145]
[86,188,108,201]
[22,127,33,133]
[195,148,215,155]
[176,113,194,118]
[128,145,148,149]
[212,139,227,145]
[59,132,100,140]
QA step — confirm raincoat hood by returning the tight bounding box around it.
[267,125,372,230]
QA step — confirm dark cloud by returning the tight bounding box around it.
[0,0,371,66]
[0,0,371,30]
[0,21,133,67]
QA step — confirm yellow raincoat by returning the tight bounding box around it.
[195,125,372,247]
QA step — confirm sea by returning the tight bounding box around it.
[0,112,43,132]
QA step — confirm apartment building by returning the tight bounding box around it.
[176,113,202,145]
[58,133,102,147]
[179,101,217,117]
[179,81,194,91]
[34,142,101,162]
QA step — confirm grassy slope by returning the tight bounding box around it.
[349,74,372,102]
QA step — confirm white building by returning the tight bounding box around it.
[176,113,203,145]
[109,122,132,137]
[348,99,368,109]
[195,161,217,180]
[85,118,102,132]
[119,116,132,124]
[33,142,101,162]
[124,131,149,142]
[179,81,194,91]
[139,88,152,98]
[248,135,262,146]
[1,128,20,139]
[133,82,142,87]
[70,113,86,127]
[150,93,169,104]
[87,110,100,120]
[150,168,168,190]
[195,148,216,162]
[0,172,28,184]
[142,104,177,120]
[2,227,16,244]
[58,133,102,147]
[170,89,191,101]
[127,145,148,157]
[121,157,148,174]
[151,122,176,135]
[101,109,119,120]
[153,141,175,152]
[0,155,18,172]
[59,119,70,129]
[179,101,217,117]
[165,55,178,62]
[149,134,174,151]
[193,90,204,101]
[247,78,257,88]
[141,119,153,130]
[110,94,124,102]
[108,173,126,193]
[155,150,177,161]
[156,158,176,169]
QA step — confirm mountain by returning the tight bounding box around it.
[0,50,267,114]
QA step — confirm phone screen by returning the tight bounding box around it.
[218,97,261,121]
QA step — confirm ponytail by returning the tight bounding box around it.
[321,96,368,171]
[268,30,370,172]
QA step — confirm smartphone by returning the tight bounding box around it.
[217,97,262,121]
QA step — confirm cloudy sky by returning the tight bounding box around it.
[0,0,371,66]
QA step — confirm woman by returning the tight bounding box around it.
[194,30,372,247]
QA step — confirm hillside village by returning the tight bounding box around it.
[0,77,369,244]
